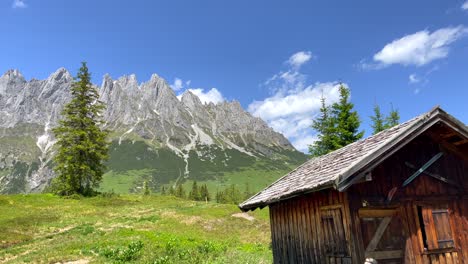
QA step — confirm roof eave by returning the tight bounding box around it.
[239,182,335,211]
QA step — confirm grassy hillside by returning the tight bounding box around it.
[100,139,304,195]
[0,194,271,263]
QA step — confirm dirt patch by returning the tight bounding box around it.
[231,212,255,221]
[181,216,202,225]
[55,259,90,264]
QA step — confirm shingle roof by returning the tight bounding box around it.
[239,106,468,211]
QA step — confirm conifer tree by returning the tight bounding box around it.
[384,106,400,129]
[168,186,175,196]
[51,62,109,196]
[370,104,385,134]
[143,181,150,196]
[309,96,337,156]
[175,184,186,198]
[189,181,201,201]
[200,184,211,202]
[370,104,400,134]
[331,84,364,148]
[309,84,363,156]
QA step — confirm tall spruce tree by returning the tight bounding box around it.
[331,84,364,148]
[189,181,201,201]
[308,96,337,156]
[51,62,109,196]
[309,84,363,156]
[370,104,385,134]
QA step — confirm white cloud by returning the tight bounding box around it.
[170,78,187,91]
[287,51,313,69]
[409,74,420,84]
[187,88,225,104]
[291,135,318,154]
[249,50,345,153]
[372,26,467,67]
[249,81,341,153]
[462,1,468,10]
[12,0,27,8]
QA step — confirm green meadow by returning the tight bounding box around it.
[0,194,271,264]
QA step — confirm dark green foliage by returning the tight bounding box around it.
[370,104,385,134]
[175,184,186,198]
[331,84,364,148]
[309,96,336,157]
[309,85,363,156]
[99,240,144,262]
[370,104,401,134]
[199,184,211,202]
[243,183,254,200]
[188,181,201,201]
[168,186,175,196]
[161,186,167,195]
[51,62,109,196]
[143,181,150,196]
[384,106,400,129]
[215,184,243,204]
[186,182,211,202]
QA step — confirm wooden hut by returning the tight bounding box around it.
[239,107,468,264]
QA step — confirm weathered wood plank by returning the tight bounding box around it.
[365,216,392,252]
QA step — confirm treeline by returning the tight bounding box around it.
[158,181,253,205]
[309,84,400,157]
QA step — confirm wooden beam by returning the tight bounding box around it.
[319,204,343,211]
[454,139,468,146]
[358,208,397,218]
[404,162,459,187]
[403,152,443,187]
[441,132,457,139]
[365,216,393,252]
[365,250,404,260]
[439,141,468,163]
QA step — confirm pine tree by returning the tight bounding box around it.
[189,181,201,201]
[384,106,400,129]
[51,62,109,196]
[309,96,337,156]
[143,181,150,196]
[370,104,385,134]
[331,84,364,148]
[200,184,211,202]
[370,104,400,134]
[309,84,363,156]
[168,186,175,196]
[175,184,186,198]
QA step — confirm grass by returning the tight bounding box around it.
[0,194,272,263]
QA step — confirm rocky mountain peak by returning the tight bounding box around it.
[48,67,72,82]
[181,90,203,109]
[2,69,25,80]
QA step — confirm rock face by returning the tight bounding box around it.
[0,68,304,193]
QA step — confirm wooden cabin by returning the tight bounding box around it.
[239,107,468,264]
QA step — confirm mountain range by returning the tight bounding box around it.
[0,68,306,194]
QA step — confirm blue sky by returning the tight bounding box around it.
[2,0,468,152]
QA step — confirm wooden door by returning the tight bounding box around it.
[359,208,406,264]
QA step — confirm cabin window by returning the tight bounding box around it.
[320,206,348,256]
[417,205,455,250]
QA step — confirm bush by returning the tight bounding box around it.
[99,240,144,262]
